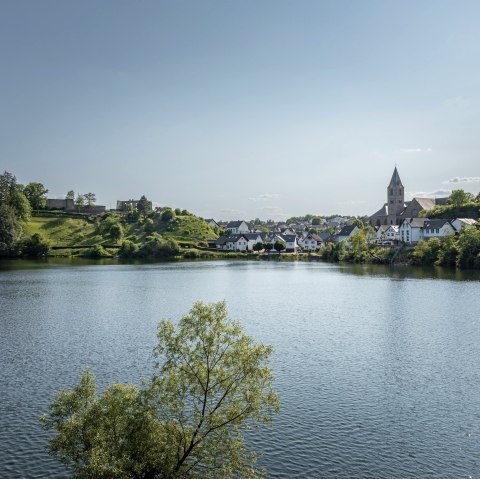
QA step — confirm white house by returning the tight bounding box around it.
[298,234,323,251]
[399,218,427,244]
[423,219,456,239]
[451,218,478,231]
[279,234,298,252]
[336,225,359,243]
[224,235,249,251]
[384,225,399,242]
[375,225,387,243]
[226,220,250,234]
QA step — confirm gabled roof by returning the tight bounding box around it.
[413,197,436,210]
[389,167,403,187]
[370,204,389,217]
[338,225,358,236]
[280,234,297,242]
[227,220,246,228]
[386,225,399,232]
[216,234,248,245]
[423,219,452,229]
[401,218,427,228]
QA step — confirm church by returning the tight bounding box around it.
[369,167,448,226]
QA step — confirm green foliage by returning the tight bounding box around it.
[21,233,50,257]
[174,208,181,215]
[264,242,273,253]
[410,238,443,265]
[75,194,85,208]
[23,182,48,210]
[0,204,22,255]
[138,235,180,259]
[446,189,475,207]
[83,193,96,207]
[85,244,110,258]
[143,218,155,234]
[274,241,285,253]
[66,190,75,200]
[137,195,152,216]
[0,171,31,255]
[118,240,139,258]
[455,226,480,268]
[41,301,279,479]
[161,208,175,222]
[253,242,264,252]
[109,223,124,243]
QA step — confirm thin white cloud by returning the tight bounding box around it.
[401,147,433,153]
[444,177,480,184]
[405,189,451,200]
[248,193,280,201]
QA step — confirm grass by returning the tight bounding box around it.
[25,213,218,251]
[25,217,105,247]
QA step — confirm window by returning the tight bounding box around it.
[390,189,393,195]
[436,228,439,233]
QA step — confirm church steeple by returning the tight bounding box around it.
[388,166,403,188]
[386,166,405,223]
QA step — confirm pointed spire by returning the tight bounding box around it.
[389,166,403,187]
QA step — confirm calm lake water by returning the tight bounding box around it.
[1,259,479,478]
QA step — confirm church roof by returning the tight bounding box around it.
[370,203,388,217]
[388,167,403,187]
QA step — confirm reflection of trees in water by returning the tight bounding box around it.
[342,262,477,282]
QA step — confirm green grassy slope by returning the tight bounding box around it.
[25,214,217,249]
[25,217,104,247]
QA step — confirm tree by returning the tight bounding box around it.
[274,240,286,254]
[137,195,153,216]
[446,189,474,207]
[109,223,124,243]
[0,204,22,255]
[66,190,75,200]
[253,242,264,252]
[41,301,279,479]
[75,194,85,208]
[83,192,96,207]
[174,208,181,216]
[264,242,273,254]
[23,182,48,210]
[0,171,31,255]
[21,233,50,257]
[161,208,175,222]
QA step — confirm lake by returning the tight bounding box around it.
[0,259,479,478]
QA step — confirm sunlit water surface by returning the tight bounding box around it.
[1,259,479,478]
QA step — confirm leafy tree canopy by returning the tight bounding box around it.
[23,182,48,210]
[40,301,279,479]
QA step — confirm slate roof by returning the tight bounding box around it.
[423,219,451,229]
[338,225,358,236]
[401,218,427,228]
[413,198,436,210]
[371,204,389,217]
[389,167,403,187]
[227,220,245,228]
[280,234,297,242]
[215,234,248,245]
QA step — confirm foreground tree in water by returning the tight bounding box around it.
[41,301,279,479]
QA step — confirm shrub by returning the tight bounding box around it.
[21,233,50,257]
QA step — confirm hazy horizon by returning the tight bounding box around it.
[1,1,479,220]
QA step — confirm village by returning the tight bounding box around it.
[205,167,478,253]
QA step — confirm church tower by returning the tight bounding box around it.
[387,166,404,225]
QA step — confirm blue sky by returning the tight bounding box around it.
[1,0,479,220]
